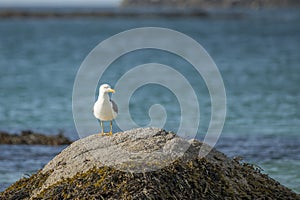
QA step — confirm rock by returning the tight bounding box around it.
[0,130,72,145]
[1,128,299,199]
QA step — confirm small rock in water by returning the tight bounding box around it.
[0,130,72,145]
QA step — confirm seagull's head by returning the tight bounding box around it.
[99,84,115,94]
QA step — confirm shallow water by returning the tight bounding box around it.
[0,8,299,192]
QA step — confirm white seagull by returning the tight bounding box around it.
[93,84,118,136]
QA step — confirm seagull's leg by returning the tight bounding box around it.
[109,121,113,136]
[100,121,104,135]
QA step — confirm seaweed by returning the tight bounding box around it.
[0,170,51,200]
[2,157,297,200]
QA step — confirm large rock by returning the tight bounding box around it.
[1,128,299,199]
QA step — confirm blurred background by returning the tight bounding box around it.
[0,0,299,193]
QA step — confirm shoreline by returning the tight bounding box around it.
[0,7,299,19]
[122,0,300,8]
[0,7,208,19]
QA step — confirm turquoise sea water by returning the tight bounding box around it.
[0,8,299,192]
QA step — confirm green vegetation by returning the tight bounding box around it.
[0,170,51,200]
[1,157,299,199]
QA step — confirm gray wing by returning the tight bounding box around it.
[110,99,118,114]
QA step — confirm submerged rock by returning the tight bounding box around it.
[0,130,72,145]
[0,128,299,199]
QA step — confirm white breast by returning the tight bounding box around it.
[93,98,116,121]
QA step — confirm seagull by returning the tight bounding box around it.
[93,84,118,136]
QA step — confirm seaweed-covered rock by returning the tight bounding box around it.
[1,128,299,199]
[0,130,72,145]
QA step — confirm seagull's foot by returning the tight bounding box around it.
[97,132,113,136]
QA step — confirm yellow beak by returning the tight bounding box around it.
[108,88,115,93]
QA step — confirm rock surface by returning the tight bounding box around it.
[0,130,72,146]
[1,128,299,199]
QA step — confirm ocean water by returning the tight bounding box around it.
[0,8,300,192]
